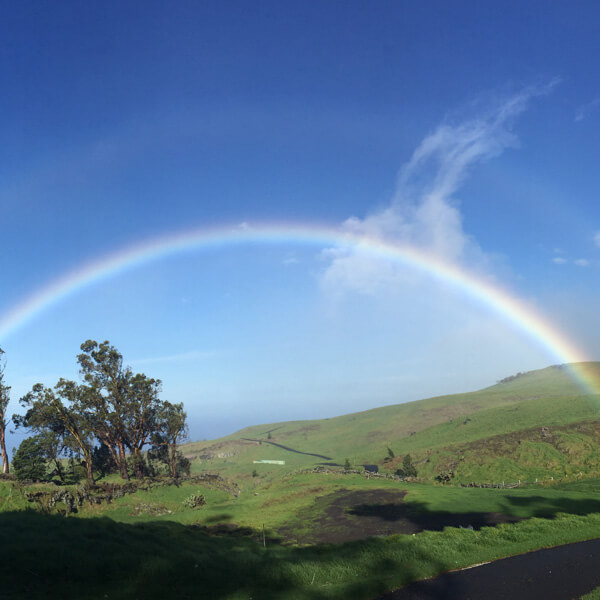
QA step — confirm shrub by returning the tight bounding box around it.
[396,454,418,478]
[182,493,206,509]
[435,471,454,484]
[12,436,48,481]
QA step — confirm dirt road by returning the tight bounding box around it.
[376,537,600,599]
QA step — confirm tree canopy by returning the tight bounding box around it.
[15,340,188,483]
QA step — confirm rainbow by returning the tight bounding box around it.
[0,222,598,394]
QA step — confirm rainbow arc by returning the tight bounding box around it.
[0,222,598,394]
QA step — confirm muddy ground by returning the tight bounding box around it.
[278,489,520,545]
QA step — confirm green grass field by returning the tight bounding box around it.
[5,363,600,598]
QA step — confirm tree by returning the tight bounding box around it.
[344,458,351,470]
[12,436,47,481]
[396,454,417,478]
[0,348,10,474]
[15,340,189,483]
[92,442,116,479]
[153,401,188,479]
[77,340,134,479]
[384,446,395,462]
[124,373,162,478]
[37,429,67,483]
[77,340,166,480]
[17,380,95,483]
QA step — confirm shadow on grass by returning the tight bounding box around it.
[349,501,520,530]
[285,490,519,544]
[501,495,600,519]
[203,512,234,523]
[0,509,450,600]
[295,490,600,545]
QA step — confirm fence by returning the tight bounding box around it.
[459,475,578,489]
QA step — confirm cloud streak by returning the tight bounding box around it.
[321,85,554,296]
[575,98,600,122]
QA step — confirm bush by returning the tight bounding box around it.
[396,454,418,478]
[435,471,454,484]
[147,446,190,478]
[182,493,206,509]
[12,436,48,481]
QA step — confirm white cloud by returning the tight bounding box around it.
[574,259,590,267]
[320,86,550,296]
[553,257,567,265]
[575,98,600,122]
[594,231,600,247]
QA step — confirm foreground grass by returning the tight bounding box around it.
[4,509,600,599]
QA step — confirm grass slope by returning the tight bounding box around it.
[185,363,600,483]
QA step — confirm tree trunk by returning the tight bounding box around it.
[116,441,129,480]
[170,444,177,479]
[102,438,120,475]
[0,427,8,474]
[84,450,94,484]
[133,447,144,479]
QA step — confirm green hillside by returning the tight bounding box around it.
[5,363,600,599]
[185,363,600,483]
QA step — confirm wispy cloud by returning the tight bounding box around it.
[130,350,219,366]
[574,258,590,267]
[575,98,600,122]
[594,231,600,247]
[552,257,567,265]
[320,84,555,296]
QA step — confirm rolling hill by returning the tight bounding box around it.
[184,362,600,483]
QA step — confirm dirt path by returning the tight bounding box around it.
[241,438,332,460]
[376,537,600,600]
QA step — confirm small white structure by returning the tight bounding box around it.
[253,460,285,465]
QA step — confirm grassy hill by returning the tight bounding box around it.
[185,363,600,483]
[4,363,600,599]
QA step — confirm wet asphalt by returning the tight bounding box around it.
[376,537,600,600]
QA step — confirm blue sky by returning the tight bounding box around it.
[2,1,600,445]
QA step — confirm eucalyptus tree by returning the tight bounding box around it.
[125,372,162,478]
[17,380,96,483]
[77,340,133,479]
[0,347,10,474]
[153,401,188,478]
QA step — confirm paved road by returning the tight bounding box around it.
[376,537,600,600]
[241,438,332,460]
